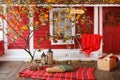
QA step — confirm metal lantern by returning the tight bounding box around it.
[46,48,53,65]
[41,52,46,65]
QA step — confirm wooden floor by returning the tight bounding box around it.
[0,61,120,80]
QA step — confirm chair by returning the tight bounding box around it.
[81,34,102,57]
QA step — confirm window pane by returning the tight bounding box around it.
[52,9,74,39]
[50,8,75,45]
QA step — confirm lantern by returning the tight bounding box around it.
[41,52,46,65]
[46,48,53,65]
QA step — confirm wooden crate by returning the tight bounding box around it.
[97,58,117,71]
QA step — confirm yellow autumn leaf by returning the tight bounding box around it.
[12,10,19,15]
[46,0,52,3]
[11,11,15,15]
[55,18,61,23]
[5,0,11,5]
[0,5,3,13]
[66,14,72,19]
[21,25,28,31]
[48,4,53,11]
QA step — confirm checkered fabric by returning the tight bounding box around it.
[19,67,96,80]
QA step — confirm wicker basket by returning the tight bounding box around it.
[97,58,117,71]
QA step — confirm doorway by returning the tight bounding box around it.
[103,7,120,54]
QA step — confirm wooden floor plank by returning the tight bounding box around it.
[0,69,11,74]
[0,74,8,80]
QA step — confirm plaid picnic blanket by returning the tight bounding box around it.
[19,67,96,80]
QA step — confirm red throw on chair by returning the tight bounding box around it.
[81,34,102,57]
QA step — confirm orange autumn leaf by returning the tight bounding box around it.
[46,0,56,3]
[66,14,72,19]
[46,0,51,3]
[44,14,49,19]
[65,25,70,30]
[21,25,28,31]
[9,22,14,27]
[35,21,39,25]
[9,19,16,24]
[0,14,6,20]
[15,26,18,30]
[11,10,19,15]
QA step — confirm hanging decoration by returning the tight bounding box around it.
[103,9,120,26]
[70,8,85,14]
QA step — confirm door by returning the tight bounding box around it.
[103,7,120,54]
[0,17,4,56]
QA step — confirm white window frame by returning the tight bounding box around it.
[50,8,75,45]
[0,18,3,40]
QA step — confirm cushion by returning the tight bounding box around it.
[110,56,119,62]
[58,65,75,72]
[46,66,64,73]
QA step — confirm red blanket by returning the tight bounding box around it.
[81,34,102,57]
[19,67,96,80]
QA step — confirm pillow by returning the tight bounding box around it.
[58,65,75,72]
[46,66,64,73]
[110,56,119,62]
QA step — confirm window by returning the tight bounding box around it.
[50,8,75,45]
